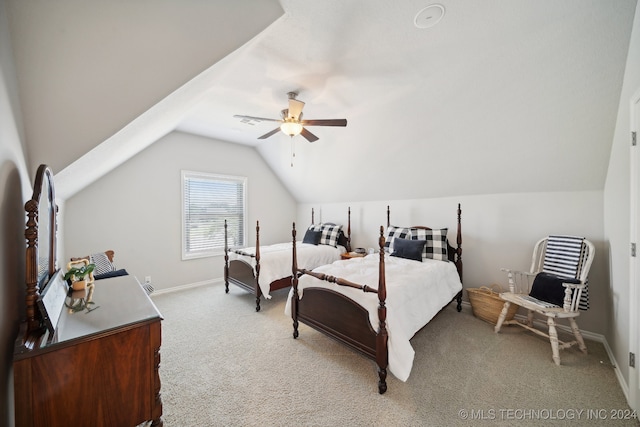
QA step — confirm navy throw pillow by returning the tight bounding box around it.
[529,272,580,307]
[391,238,426,262]
[302,229,322,245]
[94,269,129,280]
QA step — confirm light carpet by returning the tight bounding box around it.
[149,283,638,426]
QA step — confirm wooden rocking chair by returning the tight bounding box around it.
[494,235,595,365]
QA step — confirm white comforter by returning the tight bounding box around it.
[284,253,462,382]
[230,242,346,298]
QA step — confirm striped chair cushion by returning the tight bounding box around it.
[542,235,589,310]
[89,252,117,276]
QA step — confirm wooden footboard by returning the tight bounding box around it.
[227,259,257,294]
[224,221,262,311]
[225,258,291,311]
[292,225,389,394]
[295,288,377,359]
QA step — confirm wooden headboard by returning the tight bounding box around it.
[386,204,463,282]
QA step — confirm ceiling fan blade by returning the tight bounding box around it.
[234,114,281,123]
[300,127,319,142]
[288,99,305,120]
[258,128,282,139]
[301,119,347,127]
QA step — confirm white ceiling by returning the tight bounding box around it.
[10,0,637,203]
[174,0,637,203]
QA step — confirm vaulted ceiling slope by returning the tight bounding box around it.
[6,0,283,197]
[12,1,638,203]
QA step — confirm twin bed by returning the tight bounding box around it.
[286,204,463,393]
[224,209,351,311]
[223,204,463,394]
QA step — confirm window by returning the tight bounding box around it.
[182,171,247,259]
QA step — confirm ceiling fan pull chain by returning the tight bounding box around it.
[290,137,295,167]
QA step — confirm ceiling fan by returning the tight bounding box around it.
[234,92,347,142]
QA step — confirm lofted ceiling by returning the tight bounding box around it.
[10,0,638,203]
[179,0,638,203]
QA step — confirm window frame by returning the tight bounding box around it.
[181,170,247,260]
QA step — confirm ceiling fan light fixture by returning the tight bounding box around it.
[236,92,346,143]
[280,120,303,137]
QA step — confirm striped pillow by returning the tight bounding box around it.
[89,252,117,276]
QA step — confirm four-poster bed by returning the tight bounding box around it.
[287,204,463,393]
[224,208,352,311]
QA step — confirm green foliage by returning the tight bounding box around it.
[64,263,96,282]
[65,298,97,313]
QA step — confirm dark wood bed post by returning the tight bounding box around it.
[254,221,261,311]
[291,223,299,339]
[387,205,390,228]
[454,203,463,311]
[311,208,314,225]
[224,220,229,293]
[376,226,388,394]
[347,206,352,250]
[455,203,462,282]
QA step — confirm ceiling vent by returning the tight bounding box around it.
[414,4,445,29]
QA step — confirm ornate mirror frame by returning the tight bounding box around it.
[24,164,58,335]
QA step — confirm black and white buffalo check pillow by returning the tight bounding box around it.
[320,224,343,247]
[411,228,448,261]
[309,223,343,247]
[384,225,412,253]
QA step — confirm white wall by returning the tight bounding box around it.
[604,0,640,397]
[0,0,31,424]
[0,0,28,190]
[60,128,607,337]
[63,131,297,291]
[298,190,607,335]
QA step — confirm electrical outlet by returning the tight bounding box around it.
[144,276,151,283]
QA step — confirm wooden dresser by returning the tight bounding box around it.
[13,275,163,427]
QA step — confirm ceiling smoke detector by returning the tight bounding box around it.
[414,4,445,29]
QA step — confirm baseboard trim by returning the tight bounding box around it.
[462,300,630,402]
[524,315,630,403]
[151,277,224,296]
[603,339,630,402]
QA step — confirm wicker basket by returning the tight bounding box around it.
[467,285,518,325]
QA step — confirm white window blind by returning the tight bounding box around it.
[182,171,246,259]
